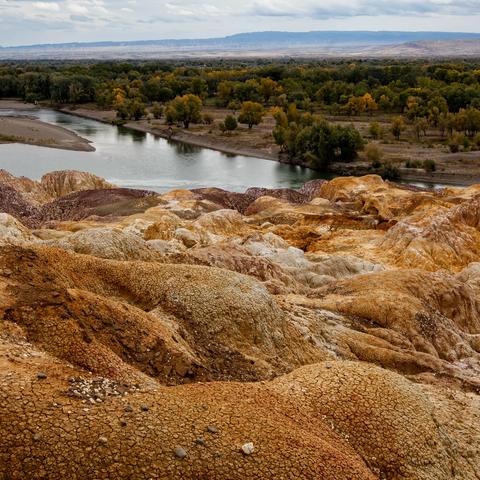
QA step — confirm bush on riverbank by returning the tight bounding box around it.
[273,111,364,169]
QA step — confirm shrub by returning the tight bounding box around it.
[448,133,465,153]
[369,121,383,140]
[423,159,436,172]
[405,159,422,168]
[224,114,238,132]
[365,143,384,165]
[202,113,214,125]
[379,162,400,180]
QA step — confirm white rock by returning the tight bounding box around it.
[241,442,255,455]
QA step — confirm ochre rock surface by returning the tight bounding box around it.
[1,172,479,479]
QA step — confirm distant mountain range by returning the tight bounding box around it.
[1,31,480,59]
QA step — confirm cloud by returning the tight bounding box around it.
[32,1,60,11]
[0,0,479,46]
[250,0,480,19]
[70,14,90,22]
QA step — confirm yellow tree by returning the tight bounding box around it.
[343,96,366,115]
[238,101,264,129]
[166,94,203,129]
[362,93,378,114]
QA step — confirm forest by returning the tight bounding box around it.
[3,59,480,172]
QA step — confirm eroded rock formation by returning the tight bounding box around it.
[0,171,479,479]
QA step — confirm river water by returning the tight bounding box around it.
[0,108,326,192]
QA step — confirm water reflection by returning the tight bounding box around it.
[169,140,201,156]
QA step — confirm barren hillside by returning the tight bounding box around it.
[1,170,479,479]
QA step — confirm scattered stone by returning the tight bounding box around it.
[32,433,42,441]
[194,438,205,446]
[207,425,218,434]
[124,405,134,413]
[36,372,47,380]
[241,442,255,455]
[67,377,128,402]
[174,447,187,459]
[98,436,108,444]
[120,420,127,427]
[140,404,149,412]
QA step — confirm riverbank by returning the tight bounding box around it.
[57,104,480,187]
[58,104,279,161]
[0,101,94,152]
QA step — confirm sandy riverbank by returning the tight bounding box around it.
[0,99,38,110]
[0,101,94,152]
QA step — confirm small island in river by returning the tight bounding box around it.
[0,111,94,152]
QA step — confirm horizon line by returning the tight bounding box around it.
[3,29,480,49]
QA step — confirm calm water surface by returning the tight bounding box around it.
[0,108,325,192]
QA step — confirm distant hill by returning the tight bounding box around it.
[1,31,480,59]
[369,40,480,58]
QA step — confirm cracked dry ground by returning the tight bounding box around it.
[0,169,479,479]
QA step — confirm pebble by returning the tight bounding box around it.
[36,372,47,380]
[98,436,108,444]
[207,425,218,434]
[124,405,134,412]
[241,442,255,455]
[174,447,187,459]
[194,438,205,445]
[140,404,149,412]
[33,433,42,441]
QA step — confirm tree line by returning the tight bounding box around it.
[3,60,480,112]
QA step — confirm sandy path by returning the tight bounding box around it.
[0,115,94,152]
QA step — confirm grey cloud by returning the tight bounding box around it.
[70,14,90,22]
[251,0,480,19]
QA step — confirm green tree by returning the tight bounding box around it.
[115,99,145,121]
[273,125,287,151]
[465,107,480,137]
[129,99,146,121]
[224,114,238,133]
[413,117,429,139]
[151,102,164,119]
[227,100,241,114]
[238,101,264,129]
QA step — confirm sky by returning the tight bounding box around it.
[1,0,480,46]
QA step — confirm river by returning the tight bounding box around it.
[0,108,327,192]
